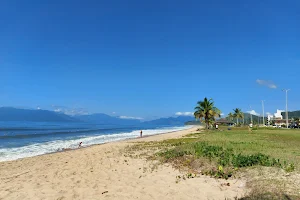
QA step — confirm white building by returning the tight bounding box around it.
[274,109,284,119]
[266,109,285,126]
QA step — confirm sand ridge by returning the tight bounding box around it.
[0,126,246,200]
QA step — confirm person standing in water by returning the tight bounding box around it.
[140,130,143,138]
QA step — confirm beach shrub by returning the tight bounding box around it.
[205,165,233,179]
[231,153,282,168]
[158,149,190,160]
[156,141,294,178]
[284,163,295,172]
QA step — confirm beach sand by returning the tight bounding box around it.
[0,126,246,200]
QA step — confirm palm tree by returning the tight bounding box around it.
[233,108,243,125]
[228,112,234,121]
[194,97,221,129]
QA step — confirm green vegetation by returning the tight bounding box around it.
[182,127,299,170]
[233,108,244,125]
[194,97,221,129]
[157,139,294,179]
[282,110,300,119]
[127,127,300,199]
[228,112,234,121]
[132,127,300,173]
[136,97,300,198]
[184,121,202,125]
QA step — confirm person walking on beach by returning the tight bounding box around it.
[140,130,143,138]
[78,142,83,148]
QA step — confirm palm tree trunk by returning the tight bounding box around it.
[237,118,239,124]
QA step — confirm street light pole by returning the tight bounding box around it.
[249,105,253,124]
[262,100,265,126]
[282,89,290,128]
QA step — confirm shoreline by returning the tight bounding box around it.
[0,125,194,163]
[42,125,197,161]
[0,125,246,200]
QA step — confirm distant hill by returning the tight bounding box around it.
[75,113,141,125]
[226,113,266,124]
[143,116,194,125]
[0,107,197,125]
[74,114,194,126]
[185,120,202,125]
[282,111,300,119]
[0,107,79,122]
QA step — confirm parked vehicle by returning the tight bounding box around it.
[289,123,299,129]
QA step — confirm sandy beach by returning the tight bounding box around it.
[0,126,246,200]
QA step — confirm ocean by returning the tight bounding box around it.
[0,121,190,162]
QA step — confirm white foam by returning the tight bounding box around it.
[0,126,192,162]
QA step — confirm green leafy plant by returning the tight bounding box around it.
[285,163,295,172]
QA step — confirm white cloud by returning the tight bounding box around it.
[37,107,41,110]
[247,110,260,116]
[112,112,116,114]
[220,113,224,116]
[266,112,271,116]
[256,79,277,89]
[119,116,143,120]
[175,112,194,116]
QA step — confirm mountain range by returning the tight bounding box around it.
[0,107,79,122]
[2,107,299,125]
[75,113,141,125]
[0,107,194,125]
[281,111,300,119]
[143,116,194,125]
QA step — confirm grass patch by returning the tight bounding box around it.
[156,141,292,179]
[180,127,300,171]
[126,127,300,198]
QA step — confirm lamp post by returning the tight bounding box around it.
[261,100,265,126]
[250,105,253,124]
[282,89,290,128]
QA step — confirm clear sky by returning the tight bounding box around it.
[0,0,299,120]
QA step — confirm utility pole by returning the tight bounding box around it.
[250,105,253,123]
[282,89,290,128]
[262,100,265,126]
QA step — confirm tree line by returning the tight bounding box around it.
[193,97,248,129]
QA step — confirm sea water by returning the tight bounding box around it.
[0,121,190,162]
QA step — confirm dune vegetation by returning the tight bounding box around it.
[126,98,300,199]
[126,127,300,199]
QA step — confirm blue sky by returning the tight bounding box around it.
[0,0,299,120]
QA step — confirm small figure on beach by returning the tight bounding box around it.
[140,130,143,138]
[78,142,83,148]
[215,124,219,129]
[248,123,253,133]
[249,123,253,128]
